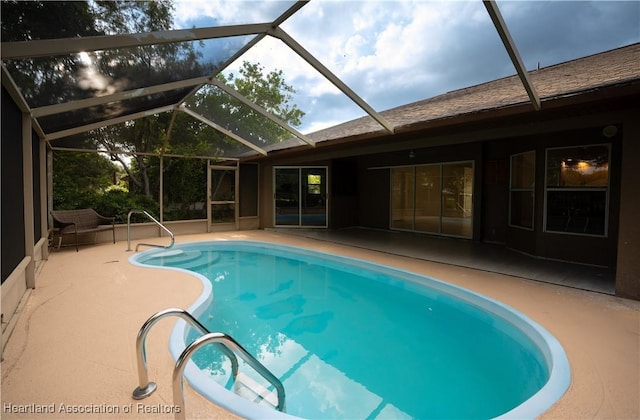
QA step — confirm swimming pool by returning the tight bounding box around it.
[132,241,570,419]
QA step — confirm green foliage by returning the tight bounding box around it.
[92,189,158,224]
[182,61,307,157]
[1,1,198,107]
[230,62,305,127]
[52,151,158,223]
[52,152,118,210]
[162,157,207,221]
[204,61,306,146]
[7,2,307,224]
[1,1,98,41]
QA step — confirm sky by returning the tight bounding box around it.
[172,1,640,134]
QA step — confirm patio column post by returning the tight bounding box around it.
[616,117,640,299]
[40,136,49,260]
[159,155,164,237]
[22,112,35,289]
[207,160,211,233]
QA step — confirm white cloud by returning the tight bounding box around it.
[172,0,235,26]
[278,2,495,104]
[303,119,344,134]
[172,0,295,27]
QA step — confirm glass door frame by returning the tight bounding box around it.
[273,166,328,228]
[207,161,238,231]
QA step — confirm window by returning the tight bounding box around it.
[544,144,609,236]
[391,161,473,238]
[510,151,535,229]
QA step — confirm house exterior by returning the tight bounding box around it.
[242,43,640,299]
[2,43,639,351]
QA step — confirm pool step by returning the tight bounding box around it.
[141,249,201,265]
[176,252,220,271]
[233,372,278,409]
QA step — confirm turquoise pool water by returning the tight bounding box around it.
[133,241,570,419]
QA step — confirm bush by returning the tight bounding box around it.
[93,189,158,224]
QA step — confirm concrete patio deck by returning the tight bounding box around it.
[1,230,639,419]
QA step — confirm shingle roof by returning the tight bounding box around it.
[264,43,639,154]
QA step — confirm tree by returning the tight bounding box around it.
[230,62,305,128]
[186,61,306,152]
[152,62,306,220]
[52,151,118,210]
[94,118,166,198]
[1,1,195,107]
[3,1,306,222]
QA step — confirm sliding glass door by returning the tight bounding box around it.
[274,168,299,226]
[415,165,442,233]
[391,162,473,238]
[391,167,414,230]
[274,167,327,227]
[441,162,474,237]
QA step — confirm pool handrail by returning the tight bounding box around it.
[127,209,175,251]
[173,332,286,420]
[132,308,239,400]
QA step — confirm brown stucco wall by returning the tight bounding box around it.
[259,163,275,228]
[485,123,622,268]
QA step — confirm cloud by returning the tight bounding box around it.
[501,0,640,69]
[172,0,292,27]
[275,1,511,124]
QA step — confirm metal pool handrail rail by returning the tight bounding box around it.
[127,209,175,251]
[131,308,239,400]
[173,332,287,420]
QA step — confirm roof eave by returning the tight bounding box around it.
[244,79,640,162]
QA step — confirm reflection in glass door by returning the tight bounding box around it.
[415,165,441,233]
[391,167,414,230]
[391,162,473,238]
[275,168,299,226]
[441,162,474,237]
[301,168,327,226]
[275,167,327,227]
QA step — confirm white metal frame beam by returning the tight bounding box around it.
[168,1,310,130]
[1,23,273,60]
[49,146,238,162]
[31,76,211,117]
[1,0,310,60]
[46,105,176,141]
[162,1,310,126]
[270,27,395,134]
[209,79,315,147]
[179,106,268,156]
[483,0,541,110]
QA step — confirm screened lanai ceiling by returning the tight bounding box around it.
[2,0,638,161]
